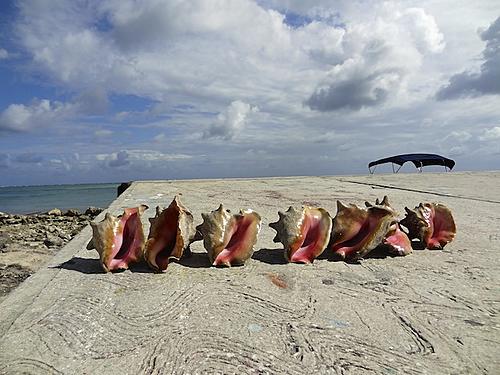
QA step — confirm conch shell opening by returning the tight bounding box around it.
[144,196,196,272]
[196,205,261,267]
[269,206,332,263]
[331,196,412,260]
[400,202,456,249]
[87,205,148,272]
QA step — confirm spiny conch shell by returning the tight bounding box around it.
[144,196,196,272]
[365,196,412,256]
[87,205,148,272]
[196,204,261,267]
[269,206,332,263]
[330,196,410,260]
[400,202,456,249]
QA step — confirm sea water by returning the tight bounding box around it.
[0,183,119,214]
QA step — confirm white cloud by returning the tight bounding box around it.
[94,129,113,138]
[1,0,500,185]
[437,17,500,99]
[0,48,8,59]
[0,99,75,132]
[96,149,192,168]
[479,126,500,141]
[306,3,444,111]
[204,101,257,140]
[13,0,447,115]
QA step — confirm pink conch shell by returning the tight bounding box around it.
[365,197,412,256]
[87,205,148,272]
[196,204,261,267]
[144,196,196,272]
[400,202,456,249]
[330,196,411,260]
[269,206,332,263]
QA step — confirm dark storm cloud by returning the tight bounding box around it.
[306,70,403,111]
[437,17,500,99]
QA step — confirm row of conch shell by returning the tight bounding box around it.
[87,196,261,272]
[268,196,456,263]
[88,195,456,272]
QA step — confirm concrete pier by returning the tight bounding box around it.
[0,172,498,374]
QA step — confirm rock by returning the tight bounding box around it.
[58,233,72,241]
[64,209,80,217]
[46,225,58,234]
[47,208,62,216]
[0,234,12,251]
[44,235,64,248]
[85,207,103,216]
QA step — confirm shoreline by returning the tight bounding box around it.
[0,207,102,301]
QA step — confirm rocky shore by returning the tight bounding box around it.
[0,207,102,299]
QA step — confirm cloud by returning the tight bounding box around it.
[2,1,499,186]
[94,129,113,138]
[437,17,500,99]
[306,69,403,111]
[479,126,500,141]
[306,5,444,111]
[0,48,8,59]
[0,153,10,169]
[97,149,192,168]
[107,150,130,168]
[0,99,75,132]
[13,152,44,163]
[204,101,257,140]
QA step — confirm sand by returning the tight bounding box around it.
[0,172,498,374]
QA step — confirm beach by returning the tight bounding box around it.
[0,208,102,300]
[0,172,499,374]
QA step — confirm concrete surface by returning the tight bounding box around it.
[0,172,499,374]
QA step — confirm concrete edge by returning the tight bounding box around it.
[0,182,142,338]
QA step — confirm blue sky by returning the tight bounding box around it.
[0,0,499,186]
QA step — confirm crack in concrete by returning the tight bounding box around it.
[341,180,500,204]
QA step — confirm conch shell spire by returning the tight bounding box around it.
[144,195,196,272]
[87,205,148,272]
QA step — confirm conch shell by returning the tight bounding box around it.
[400,202,456,249]
[196,204,261,266]
[330,196,412,260]
[144,196,196,272]
[269,206,332,263]
[87,205,148,272]
[365,197,412,256]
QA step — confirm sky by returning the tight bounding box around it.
[0,0,499,186]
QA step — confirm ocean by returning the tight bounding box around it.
[0,183,119,214]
